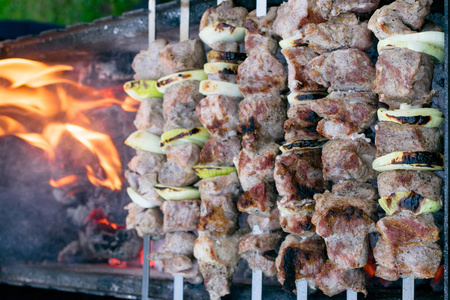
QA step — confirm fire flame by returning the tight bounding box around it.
[89,208,125,232]
[0,58,136,191]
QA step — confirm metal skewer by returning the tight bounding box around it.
[402,276,414,300]
[296,280,308,300]
[174,273,184,300]
[346,289,358,300]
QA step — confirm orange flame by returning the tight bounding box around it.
[0,58,132,191]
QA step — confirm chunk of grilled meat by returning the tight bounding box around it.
[284,104,323,141]
[132,39,168,80]
[377,170,443,203]
[373,48,435,109]
[331,180,378,201]
[317,0,380,17]
[199,0,248,31]
[275,234,326,292]
[194,229,248,300]
[161,200,201,232]
[312,191,377,268]
[303,13,372,53]
[322,138,377,183]
[234,143,279,191]
[199,135,241,166]
[239,231,283,277]
[274,149,327,199]
[273,0,326,39]
[134,98,164,135]
[374,212,441,280]
[158,143,200,187]
[163,80,204,131]
[309,93,377,139]
[237,51,287,98]
[196,94,240,138]
[124,203,164,239]
[309,48,375,92]
[128,150,165,176]
[136,172,164,207]
[368,0,432,40]
[159,39,206,75]
[247,207,282,232]
[375,121,442,157]
[244,7,279,55]
[197,172,241,197]
[238,95,286,147]
[278,198,316,236]
[282,47,323,93]
[315,260,367,297]
[197,194,239,237]
[237,181,276,215]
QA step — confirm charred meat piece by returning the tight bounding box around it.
[322,138,377,183]
[158,143,200,187]
[161,200,201,232]
[284,104,323,141]
[196,94,240,137]
[207,73,237,84]
[274,149,327,199]
[373,48,435,108]
[238,95,286,146]
[273,0,326,39]
[197,194,239,237]
[332,180,378,201]
[278,198,316,236]
[309,93,377,139]
[163,80,204,127]
[128,150,165,176]
[132,39,168,80]
[125,203,164,239]
[134,98,164,135]
[137,172,164,207]
[315,260,367,297]
[199,135,241,166]
[247,207,282,232]
[198,172,241,198]
[275,234,326,292]
[159,39,206,75]
[239,231,283,277]
[312,192,377,268]
[237,51,287,98]
[377,170,443,203]
[374,235,442,281]
[282,46,323,93]
[375,121,441,157]
[308,48,375,92]
[199,0,248,30]
[194,229,248,300]
[234,143,279,191]
[368,0,432,40]
[303,13,372,53]
[244,7,279,55]
[317,0,380,17]
[237,181,276,214]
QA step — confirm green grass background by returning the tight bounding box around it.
[0,0,144,25]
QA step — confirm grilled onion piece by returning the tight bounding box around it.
[199,80,242,97]
[372,151,444,172]
[204,62,240,75]
[160,127,210,150]
[207,50,246,63]
[125,130,165,154]
[199,22,245,47]
[387,32,444,49]
[154,184,200,200]
[279,33,305,49]
[287,92,327,105]
[378,38,444,63]
[280,139,327,153]
[277,200,315,216]
[379,191,442,216]
[377,106,443,128]
[192,165,237,179]
[123,80,163,101]
[156,70,207,94]
[127,187,158,208]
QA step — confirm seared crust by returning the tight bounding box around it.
[197,194,239,237]
[237,181,276,214]
[199,135,241,166]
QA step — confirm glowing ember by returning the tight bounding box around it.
[0,58,135,191]
[431,264,444,291]
[89,208,125,233]
[108,258,127,268]
[139,247,155,267]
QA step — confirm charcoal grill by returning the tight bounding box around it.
[0,0,447,299]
